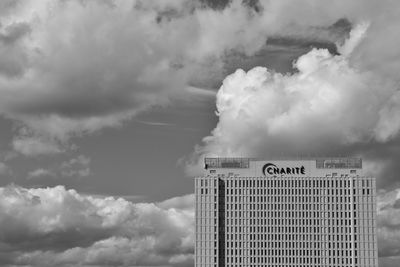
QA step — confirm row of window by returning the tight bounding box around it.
[221,188,373,196]
[224,203,369,211]
[198,215,375,226]
[225,217,352,225]
[197,232,376,244]
[197,177,374,190]
[225,225,359,234]
[197,187,374,196]
[226,240,355,249]
[224,254,359,265]
[227,248,356,257]
[223,194,374,202]
[225,233,366,242]
[198,216,374,227]
[221,177,373,188]
[196,243,377,251]
[198,255,377,265]
[197,196,375,207]
[198,190,375,203]
[224,211,373,220]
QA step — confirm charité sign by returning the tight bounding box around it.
[262,162,305,176]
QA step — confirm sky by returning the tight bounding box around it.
[0,0,400,266]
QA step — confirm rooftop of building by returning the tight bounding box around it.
[204,157,362,169]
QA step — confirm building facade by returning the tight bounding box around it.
[195,158,378,267]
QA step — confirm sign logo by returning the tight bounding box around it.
[262,163,305,176]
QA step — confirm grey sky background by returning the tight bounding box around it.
[0,0,400,266]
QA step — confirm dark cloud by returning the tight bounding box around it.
[198,0,231,10]
[199,0,262,13]
[190,18,352,89]
[265,18,352,57]
[0,22,30,45]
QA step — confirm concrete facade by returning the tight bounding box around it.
[195,157,378,267]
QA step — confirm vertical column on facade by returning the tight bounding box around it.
[314,177,321,267]
[360,178,365,267]
[195,177,199,267]
[361,178,365,267]
[217,178,225,267]
[371,178,377,267]
[350,177,356,267]
[244,177,248,266]
[205,178,209,267]
[204,177,208,267]
[350,177,353,267]
[372,178,378,267]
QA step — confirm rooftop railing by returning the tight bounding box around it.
[316,158,362,169]
[204,158,251,169]
[204,157,362,169]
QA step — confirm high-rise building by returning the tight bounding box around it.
[195,157,378,267]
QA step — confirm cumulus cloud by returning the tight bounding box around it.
[189,26,378,155]
[187,10,400,181]
[0,185,194,267]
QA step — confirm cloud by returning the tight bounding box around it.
[0,0,188,154]
[27,168,55,179]
[189,29,367,155]
[336,21,368,57]
[378,188,400,264]
[0,185,194,267]
[186,17,400,183]
[12,133,65,157]
[25,155,91,179]
[60,155,91,178]
[0,0,267,155]
[158,194,194,211]
[0,21,30,78]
